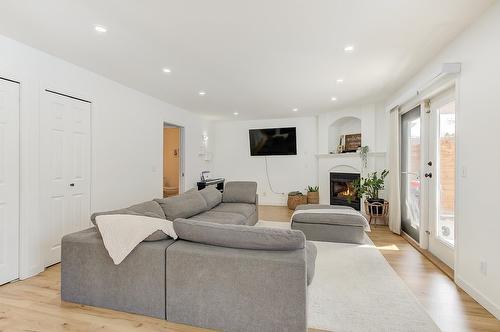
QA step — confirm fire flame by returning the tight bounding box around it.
[339,186,354,197]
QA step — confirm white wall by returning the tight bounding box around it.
[386,2,500,318]
[212,117,317,205]
[0,35,212,279]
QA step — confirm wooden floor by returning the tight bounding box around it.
[0,206,498,332]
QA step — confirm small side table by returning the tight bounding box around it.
[364,200,389,226]
[197,178,225,192]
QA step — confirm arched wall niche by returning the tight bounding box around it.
[328,116,362,153]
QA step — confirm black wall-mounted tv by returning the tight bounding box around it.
[249,127,297,156]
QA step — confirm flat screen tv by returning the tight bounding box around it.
[249,127,297,156]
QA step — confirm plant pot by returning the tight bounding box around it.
[307,191,319,204]
[367,198,385,214]
[287,195,307,210]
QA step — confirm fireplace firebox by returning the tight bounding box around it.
[330,172,360,210]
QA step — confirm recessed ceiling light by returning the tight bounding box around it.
[233,112,239,116]
[292,108,298,112]
[336,78,344,84]
[94,25,107,33]
[344,45,355,53]
[162,68,171,74]
[198,91,206,96]
[331,97,338,101]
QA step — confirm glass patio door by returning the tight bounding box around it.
[428,92,456,268]
[400,106,422,242]
[400,90,456,268]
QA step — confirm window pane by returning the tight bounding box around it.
[437,101,455,246]
[401,106,421,242]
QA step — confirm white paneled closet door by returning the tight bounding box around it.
[0,78,20,285]
[40,90,91,267]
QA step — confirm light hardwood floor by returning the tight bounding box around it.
[0,206,498,332]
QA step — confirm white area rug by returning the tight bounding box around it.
[256,221,441,332]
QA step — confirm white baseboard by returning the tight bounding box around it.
[20,265,43,280]
[455,275,500,320]
[258,196,287,206]
[258,201,286,206]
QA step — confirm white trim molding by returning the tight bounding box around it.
[456,275,500,319]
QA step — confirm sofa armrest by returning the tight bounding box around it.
[222,181,258,203]
[61,228,174,319]
[166,240,307,332]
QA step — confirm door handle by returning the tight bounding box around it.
[69,183,75,187]
[424,173,432,178]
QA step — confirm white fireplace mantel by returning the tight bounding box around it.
[317,151,387,205]
[316,152,386,159]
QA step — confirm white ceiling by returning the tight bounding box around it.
[0,0,494,119]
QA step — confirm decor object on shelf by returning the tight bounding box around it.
[364,200,389,226]
[343,133,362,152]
[287,191,307,210]
[306,186,319,204]
[352,170,389,213]
[358,145,369,169]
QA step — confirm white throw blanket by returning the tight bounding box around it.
[291,208,371,232]
[95,214,178,265]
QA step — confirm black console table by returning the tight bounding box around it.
[197,178,225,192]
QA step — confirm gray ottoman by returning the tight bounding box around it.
[291,204,368,244]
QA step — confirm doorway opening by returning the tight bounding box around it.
[163,123,184,198]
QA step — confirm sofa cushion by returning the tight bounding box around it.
[174,219,305,250]
[187,211,247,225]
[306,241,317,286]
[90,201,168,241]
[222,181,257,204]
[198,186,222,209]
[210,202,256,218]
[154,190,208,221]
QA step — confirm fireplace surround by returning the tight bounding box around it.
[330,172,361,210]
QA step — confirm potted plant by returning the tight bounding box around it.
[357,146,369,170]
[352,170,389,213]
[306,186,319,204]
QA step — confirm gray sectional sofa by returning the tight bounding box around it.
[61,181,316,332]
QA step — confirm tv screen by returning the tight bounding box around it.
[249,127,297,156]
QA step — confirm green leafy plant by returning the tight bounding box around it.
[307,186,319,192]
[358,146,369,169]
[352,170,389,200]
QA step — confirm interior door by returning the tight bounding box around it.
[0,78,20,285]
[40,90,91,266]
[400,106,422,242]
[427,92,456,268]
